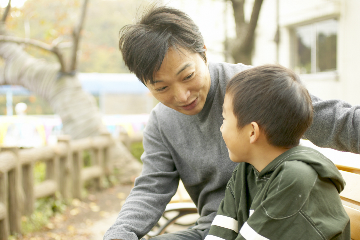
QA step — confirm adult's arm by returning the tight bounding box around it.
[103,110,179,240]
[304,95,360,153]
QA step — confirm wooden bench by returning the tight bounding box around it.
[337,164,360,240]
[146,181,198,238]
[300,140,360,239]
[147,162,360,239]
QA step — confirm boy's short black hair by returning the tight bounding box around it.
[119,4,206,85]
[226,64,313,148]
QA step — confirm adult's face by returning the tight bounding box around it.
[145,47,211,115]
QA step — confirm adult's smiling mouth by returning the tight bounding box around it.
[181,98,198,111]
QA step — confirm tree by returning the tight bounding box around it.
[0,0,141,181]
[2,0,138,73]
[229,0,264,65]
[0,0,104,138]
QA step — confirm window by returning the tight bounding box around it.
[294,19,337,74]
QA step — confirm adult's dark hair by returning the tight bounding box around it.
[119,5,206,85]
[226,64,313,148]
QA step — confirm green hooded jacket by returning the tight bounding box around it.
[206,146,350,240]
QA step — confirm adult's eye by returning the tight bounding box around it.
[184,72,194,80]
[156,86,167,92]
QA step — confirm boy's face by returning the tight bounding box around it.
[145,47,211,115]
[221,94,251,163]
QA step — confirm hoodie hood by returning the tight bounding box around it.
[260,145,345,193]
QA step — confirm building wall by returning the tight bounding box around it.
[78,73,155,115]
[252,0,360,105]
[167,0,235,63]
[101,93,155,115]
[163,0,360,104]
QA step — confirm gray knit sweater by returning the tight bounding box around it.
[103,62,360,240]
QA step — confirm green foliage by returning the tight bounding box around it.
[83,150,92,167]
[130,141,144,163]
[2,0,151,73]
[20,193,66,235]
[16,141,143,236]
[18,162,67,235]
[34,161,46,185]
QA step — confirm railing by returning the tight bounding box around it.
[119,132,143,150]
[0,132,115,240]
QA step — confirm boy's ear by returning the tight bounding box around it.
[249,122,260,144]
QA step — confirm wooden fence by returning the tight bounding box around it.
[0,132,118,239]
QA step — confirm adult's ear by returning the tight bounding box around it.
[202,45,208,64]
[249,122,260,144]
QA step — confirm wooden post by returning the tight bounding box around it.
[0,168,9,240]
[57,136,72,200]
[101,132,113,186]
[88,146,95,166]
[22,162,34,216]
[46,154,59,197]
[1,147,22,235]
[93,147,102,191]
[72,150,83,200]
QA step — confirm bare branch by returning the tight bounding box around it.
[51,36,63,47]
[51,37,72,49]
[58,42,72,49]
[230,0,264,64]
[0,35,67,72]
[70,0,89,72]
[52,46,67,73]
[230,0,246,37]
[243,0,263,47]
[0,35,52,50]
[1,0,11,23]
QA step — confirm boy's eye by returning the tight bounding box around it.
[184,72,194,80]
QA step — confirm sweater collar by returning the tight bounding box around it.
[196,62,218,121]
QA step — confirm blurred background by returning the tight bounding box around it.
[0,0,359,167]
[0,0,359,239]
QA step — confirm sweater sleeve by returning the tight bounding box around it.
[205,171,239,240]
[103,110,179,240]
[304,94,360,153]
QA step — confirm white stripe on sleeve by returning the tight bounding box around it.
[249,209,254,217]
[204,235,227,240]
[240,222,269,240]
[211,215,239,233]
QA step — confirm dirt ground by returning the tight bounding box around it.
[14,184,133,240]
[13,179,197,240]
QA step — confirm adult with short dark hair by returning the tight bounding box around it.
[104,5,360,240]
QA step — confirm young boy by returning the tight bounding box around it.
[205,65,350,240]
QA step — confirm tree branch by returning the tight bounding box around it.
[230,0,246,37]
[1,0,11,23]
[243,0,263,48]
[70,0,89,72]
[0,35,67,72]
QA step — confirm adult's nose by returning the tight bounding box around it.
[174,85,190,103]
